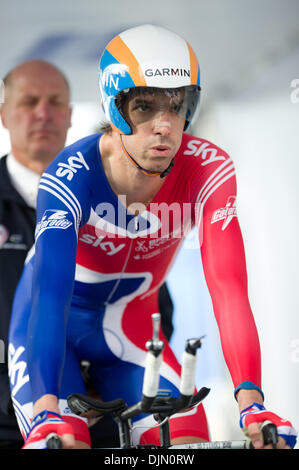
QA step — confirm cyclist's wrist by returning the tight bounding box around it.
[24,409,75,449]
[234,381,264,401]
[31,410,63,431]
[236,389,264,412]
[33,394,60,416]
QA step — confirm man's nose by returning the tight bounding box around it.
[153,113,171,135]
[34,101,52,120]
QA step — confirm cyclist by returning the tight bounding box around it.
[8,24,297,449]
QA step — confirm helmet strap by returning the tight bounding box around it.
[119,135,174,179]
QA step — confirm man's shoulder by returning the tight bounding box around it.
[0,154,8,176]
[54,133,100,162]
[178,133,231,167]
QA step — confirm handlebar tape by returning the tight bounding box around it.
[180,351,196,396]
[142,351,163,398]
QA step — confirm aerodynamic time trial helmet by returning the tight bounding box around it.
[98,24,201,135]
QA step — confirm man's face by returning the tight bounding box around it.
[0,64,72,164]
[121,89,185,174]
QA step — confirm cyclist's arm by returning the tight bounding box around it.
[27,186,80,409]
[20,173,85,449]
[198,174,298,449]
[197,164,262,392]
[190,150,296,449]
[33,394,60,416]
[25,148,91,416]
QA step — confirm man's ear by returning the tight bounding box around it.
[67,105,72,129]
[0,105,7,129]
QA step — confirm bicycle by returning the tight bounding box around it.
[47,313,278,450]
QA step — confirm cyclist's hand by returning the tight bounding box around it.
[240,402,297,449]
[23,410,75,449]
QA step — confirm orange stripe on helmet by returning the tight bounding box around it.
[187,42,199,85]
[106,35,147,87]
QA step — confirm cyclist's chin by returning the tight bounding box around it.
[143,154,174,172]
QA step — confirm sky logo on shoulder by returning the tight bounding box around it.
[35,210,73,239]
[56,151,90,181]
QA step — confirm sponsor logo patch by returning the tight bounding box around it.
[211,196,237,230]
[35,210,73,238]
[184,139,226,165]
[145,68,190,77]
[8,344,29,397]
[56,151,90,181]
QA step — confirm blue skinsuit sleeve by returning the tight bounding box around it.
[26,154,91,403]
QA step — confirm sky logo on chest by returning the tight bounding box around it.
[35,209,73,239]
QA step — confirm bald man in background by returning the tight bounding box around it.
[0,60,72,448]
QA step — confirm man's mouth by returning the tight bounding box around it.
[149,145,171,156]
[31,129,56,137]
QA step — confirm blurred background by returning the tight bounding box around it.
[1,0,298,445]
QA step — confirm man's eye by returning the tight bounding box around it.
[21,99,37,107]
[134,103,151,112]
[50,99,64,107]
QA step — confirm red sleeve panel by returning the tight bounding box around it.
[195,159,261,389]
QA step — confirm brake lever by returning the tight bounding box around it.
[263,422,278,448]
[247,421,278,449]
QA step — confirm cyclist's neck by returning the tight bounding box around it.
[99,132,165,209]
